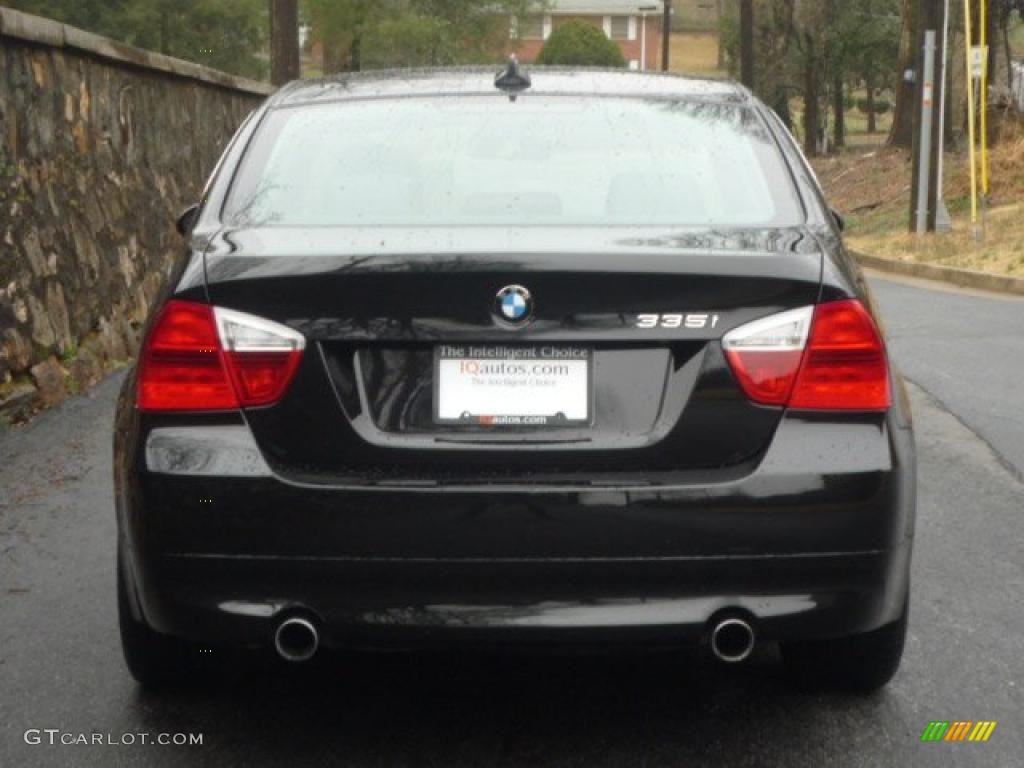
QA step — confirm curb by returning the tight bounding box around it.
[854,252,1024,297]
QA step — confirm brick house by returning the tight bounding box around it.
[508,1,665,72]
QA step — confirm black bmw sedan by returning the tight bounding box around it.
[113,68,915,692]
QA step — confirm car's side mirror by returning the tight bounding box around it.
[176,204,200,237]
[830,209,846,232]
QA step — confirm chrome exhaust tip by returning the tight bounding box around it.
[709,617,756,663]
[274,617,319,662]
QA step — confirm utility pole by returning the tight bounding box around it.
[913,30,937,234]
[269,0,300,86]
[934,0,952,231]
[739,0,754,89]
[908,0,946,233]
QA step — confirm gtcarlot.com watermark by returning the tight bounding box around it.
[24,729,202,747]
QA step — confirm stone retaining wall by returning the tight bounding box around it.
[0,7,273,420]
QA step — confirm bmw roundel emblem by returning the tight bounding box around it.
[495,285,533,324]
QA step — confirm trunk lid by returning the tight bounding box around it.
[203,226,823,485]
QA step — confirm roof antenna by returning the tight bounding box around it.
[495,55,531,102]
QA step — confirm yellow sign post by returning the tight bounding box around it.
[964,0,979,231]
[979,0,989,198]
[963,0,991,239]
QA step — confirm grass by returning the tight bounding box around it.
[842,108,891,144]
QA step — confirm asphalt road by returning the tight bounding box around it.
[1,274,1021,768]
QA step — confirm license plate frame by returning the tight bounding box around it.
[433,344,594,428]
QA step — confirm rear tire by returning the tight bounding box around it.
[781,599,908,694]
[118,551,198,689]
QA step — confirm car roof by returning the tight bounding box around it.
[271,67,750,109]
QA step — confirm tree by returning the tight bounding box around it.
[995,1,1024,87]
[361,13,451,69]
[740,0,755,88]
[824,0,901,147]
[304,0,542,72]
[720,2,801,131]
[717,0,728,68]
[889,0,925,148]
[536,19,627,67]
[413,0,537,64]
[721,1,899,156]
[5,0,268,79]
[786,0,850,155]
[270,0,300,84]
[303,0,377,73]
[850,0,901,134]
[753,1,798,130]
[2,0,126,35]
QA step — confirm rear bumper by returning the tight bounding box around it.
[116,408,916,650]
[139,549,907,650]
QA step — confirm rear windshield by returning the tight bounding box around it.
[224,96,803,228]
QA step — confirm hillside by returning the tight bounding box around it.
[812,130,1024,277]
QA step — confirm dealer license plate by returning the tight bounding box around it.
[434,345,593,427]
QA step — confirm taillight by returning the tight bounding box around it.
[137,300,305,412]
[789,300,890,410]
[723,300,890,411]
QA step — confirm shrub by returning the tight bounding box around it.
[536,20,627,68]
